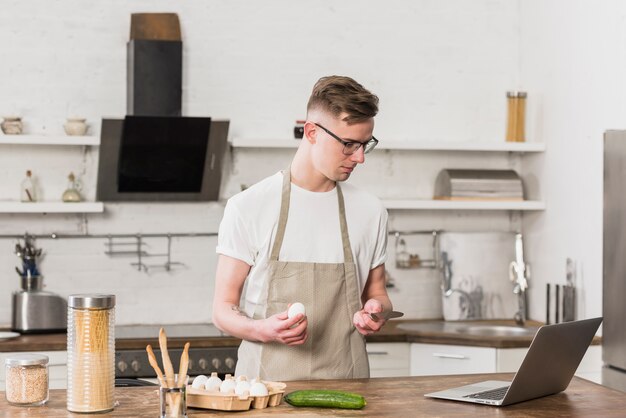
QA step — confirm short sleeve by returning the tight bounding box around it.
[215,199,255,266]
[370,204,388,269]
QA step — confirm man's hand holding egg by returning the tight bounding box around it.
[257,302,308,346]
[287,302,306,320]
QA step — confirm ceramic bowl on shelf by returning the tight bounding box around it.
[64,118,88,136]
[1,116,23,135]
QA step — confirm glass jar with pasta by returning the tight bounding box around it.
[67,294,116,413]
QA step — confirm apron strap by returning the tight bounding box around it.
[270,167,293,261]
[336,185,354,264]
[270,166,355,264]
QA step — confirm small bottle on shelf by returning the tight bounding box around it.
[20,170,37,202]
[62,172,82,202]
[506,91,527,142]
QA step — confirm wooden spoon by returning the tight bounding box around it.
[177,342,190,388]
[159,327,175,388]
[145,345,165,386]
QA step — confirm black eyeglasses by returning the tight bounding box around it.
[314,123,379,155]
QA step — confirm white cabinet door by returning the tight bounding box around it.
[496,348,527,372]
[0,351,67,390]
[367,343,410,377]
[410,343,496,376]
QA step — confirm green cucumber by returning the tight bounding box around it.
[284,389,366,409]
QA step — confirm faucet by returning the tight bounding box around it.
[441,252,483,319]
[509,233,530,325]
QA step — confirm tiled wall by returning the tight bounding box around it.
[0,0,523,326]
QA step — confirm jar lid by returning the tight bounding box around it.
[5,353,49,366]
[69,294,115,309]
[507,91,527,98]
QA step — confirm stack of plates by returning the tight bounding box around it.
[434,169,524,200]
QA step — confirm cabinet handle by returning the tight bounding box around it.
[432,352,468,360]
[367,351,389,356]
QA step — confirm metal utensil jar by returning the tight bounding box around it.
[67,294,115,413]
[506,91,527,142]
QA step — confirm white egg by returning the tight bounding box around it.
[219,377,237,394]
[235,380,251,396]
[191,375,208,389]
[204,372,222,391]
[288,302,306,319]
[250,380,269,396]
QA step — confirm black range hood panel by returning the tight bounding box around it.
[97,117,229,202]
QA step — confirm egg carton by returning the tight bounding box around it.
[187,381,286,411]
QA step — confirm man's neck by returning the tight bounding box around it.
[290,149,336,192]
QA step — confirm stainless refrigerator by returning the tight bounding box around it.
[603,130,626,392]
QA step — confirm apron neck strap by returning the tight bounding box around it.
[270,166,354,263]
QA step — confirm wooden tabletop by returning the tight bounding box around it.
[0,374,623,417]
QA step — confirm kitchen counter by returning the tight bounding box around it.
[0,319,600,352]
[0,374,623,417]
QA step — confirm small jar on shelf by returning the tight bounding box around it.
[294,120,305,139]
[20,170,37,202]
[506,91,527,142]
[62,172,82,202]
[1,116,23,135]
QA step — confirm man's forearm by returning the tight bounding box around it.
[213,303,264,342]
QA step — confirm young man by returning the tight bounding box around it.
[213,75,391,381]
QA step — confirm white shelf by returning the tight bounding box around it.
[382,199,545,211]
[0,135,99,146]
[230,138,545,152]
[0,201,104,213]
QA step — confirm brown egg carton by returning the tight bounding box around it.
[187,380,287,411]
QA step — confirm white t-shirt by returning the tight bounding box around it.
[216,171,388,317]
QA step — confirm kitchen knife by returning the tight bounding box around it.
[369,311,404,321]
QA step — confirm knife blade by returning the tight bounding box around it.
[368,310,404,321]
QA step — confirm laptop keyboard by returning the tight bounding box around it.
[463,386,510,401]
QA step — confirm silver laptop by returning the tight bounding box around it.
[424,317,602,406]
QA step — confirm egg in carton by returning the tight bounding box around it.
[187,374,286,411]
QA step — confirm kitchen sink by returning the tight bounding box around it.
[454,325,539,337]
[396,321,539,337]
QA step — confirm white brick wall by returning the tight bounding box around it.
[0,0,522,326]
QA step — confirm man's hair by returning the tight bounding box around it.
[307,75,379,124]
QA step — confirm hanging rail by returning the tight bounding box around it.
[0,232,217,239]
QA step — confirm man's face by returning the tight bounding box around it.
[308,112,375,182]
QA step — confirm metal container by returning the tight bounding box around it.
[67,294,116,413]
[434,169,524,200]
[11,276,67,334]
[5,354,49,406]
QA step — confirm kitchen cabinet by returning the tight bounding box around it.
[410,343,602,383]
[0,351,67,390]
[0,134,103,213]
[366,342,410,377]
[229,138,546,212]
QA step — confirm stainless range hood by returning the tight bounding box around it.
[96,13,228,202]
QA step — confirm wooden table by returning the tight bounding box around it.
[1,374,624,417]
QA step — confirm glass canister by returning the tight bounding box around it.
[5,354,49,406]
[67,294,116,413]
[506,91,527,142]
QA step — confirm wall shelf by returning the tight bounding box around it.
[230,138,545,152]
[382,199,545,211]
[0,135,99,146]
[0,202,105,213]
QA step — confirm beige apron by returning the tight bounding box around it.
[235,168,369,381]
